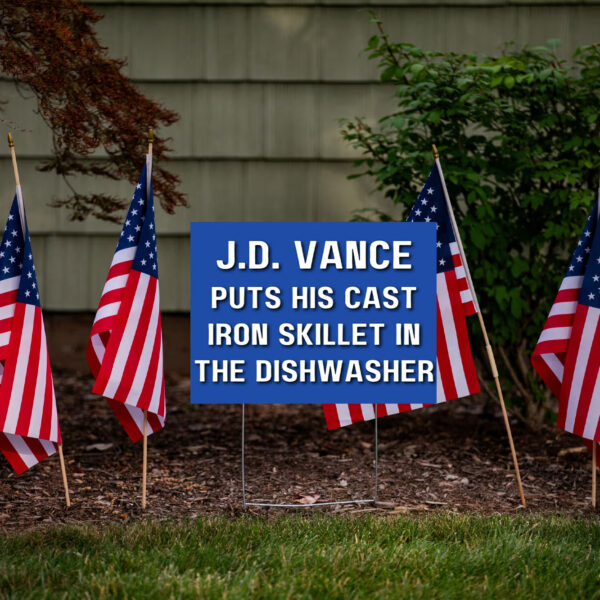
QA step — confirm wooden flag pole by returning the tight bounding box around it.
[142,410,148,509]
[7,133,71,508]
[432,144,527,507]
[58,446,71,507]
[140,128,153,510]
[593,442,597,509]
[8,133,20,187]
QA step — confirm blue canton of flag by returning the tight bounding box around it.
[0,198,24,285]
[18,227,41,307]
[569,205,600,306]
[407,166,456,274]
[118,164,159,278]
[0,197,40,307]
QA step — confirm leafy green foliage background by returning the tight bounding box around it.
[342,17,600,425]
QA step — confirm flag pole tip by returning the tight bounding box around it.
[432,144,439,159]
[7,133,14,148]
[148,129,154,144]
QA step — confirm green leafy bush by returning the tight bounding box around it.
[342,16,600,426]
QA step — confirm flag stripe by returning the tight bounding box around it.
[436,297,457,401]
[437,272,469,396]
[112,274,156,403]
[102,272,149,398]
[30,322,49,439]
[15,306,41,435]
[7,304,36,430]
[92,272,140,396]
[125,286,160,407]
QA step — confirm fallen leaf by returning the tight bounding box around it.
[558,446,588,457]
[85,443,113,452]
[296,494,321,505]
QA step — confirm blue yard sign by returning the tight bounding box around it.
[190,222,436,404]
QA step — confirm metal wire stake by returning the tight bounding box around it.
[241,403,246,507]
[374,403,379,502]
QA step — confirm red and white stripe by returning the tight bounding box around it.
[0,345,58,474]
[323,268,480,429]
[531,274,581,400]
[88,246,136,354]
[90,269,165,442]
[450,241,476,316]
[0,431,56,475]
[556,304,600,441]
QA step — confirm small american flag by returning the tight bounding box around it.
[532,197,600,443]
[87,156,165,442]
[323,163,480,429]
[0,190,61,473]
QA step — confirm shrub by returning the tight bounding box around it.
[342,15,600,427]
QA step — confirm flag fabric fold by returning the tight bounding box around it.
[532,197,600,443]
[323,163,480,429]
[87,156,165,443]
[0,192,61,474]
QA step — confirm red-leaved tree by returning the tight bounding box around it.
[0,0,186,221]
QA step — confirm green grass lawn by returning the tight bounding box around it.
[1,514,599,599]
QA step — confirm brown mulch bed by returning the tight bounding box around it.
[0,370,597,532]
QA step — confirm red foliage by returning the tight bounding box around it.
[0,0,186,221]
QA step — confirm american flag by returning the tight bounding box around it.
[323,163,480,429]
[0,190,61,474]
[87,156,165,442]
[532,197,600,443]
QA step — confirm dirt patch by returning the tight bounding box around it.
[0,367,598,532]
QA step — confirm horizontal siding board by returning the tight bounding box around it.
[204,6,250,80]
[191,83,265,157]
[315,162,404,222]
[0,159,390,233]
[248,7,320,80]
[264,84,319,158]
[318,84,395,159]
[30,234,190,311]
[0,84,54,156]
[0,81,396,160]
[88,3,600,82]
[122,5,204,80]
